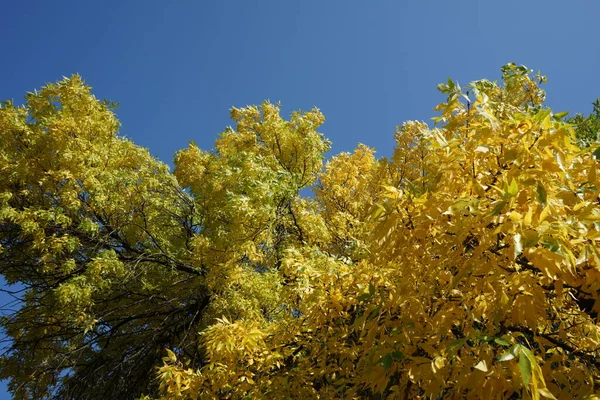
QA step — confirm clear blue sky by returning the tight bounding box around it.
[1,0,599,397]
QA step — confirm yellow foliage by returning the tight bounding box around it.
[2,64,600,399]
[156,64,600,399]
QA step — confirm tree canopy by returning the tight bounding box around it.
[1,64,600,399]
[569,97,600,148]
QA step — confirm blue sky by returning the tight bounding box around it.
[1,0,599,397]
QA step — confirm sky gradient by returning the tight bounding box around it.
[1,0,599,397]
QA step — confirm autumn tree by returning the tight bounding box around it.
[2,64,600,399]
[155,64,600,399]
[0,78,328,399]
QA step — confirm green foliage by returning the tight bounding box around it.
[568,98,600,147]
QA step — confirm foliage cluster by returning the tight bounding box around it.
[568,98,600,148]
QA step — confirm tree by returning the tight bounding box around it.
[1,64,600,399]
[568,97,600,148]
[0,78,328,399]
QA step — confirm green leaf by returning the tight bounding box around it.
[518,352,531,386]
[437,83,450,94]
[494,337,511,347]
[553,111,569,119]
[370,204,386,220]
[533,109,552,123]
[537,183,547,206]
[381,354,393,370]
[357,293,371,302]
[489,200,507,216]
[369,283,375,296]
[507,179,519,197]
[447,77,455,90]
